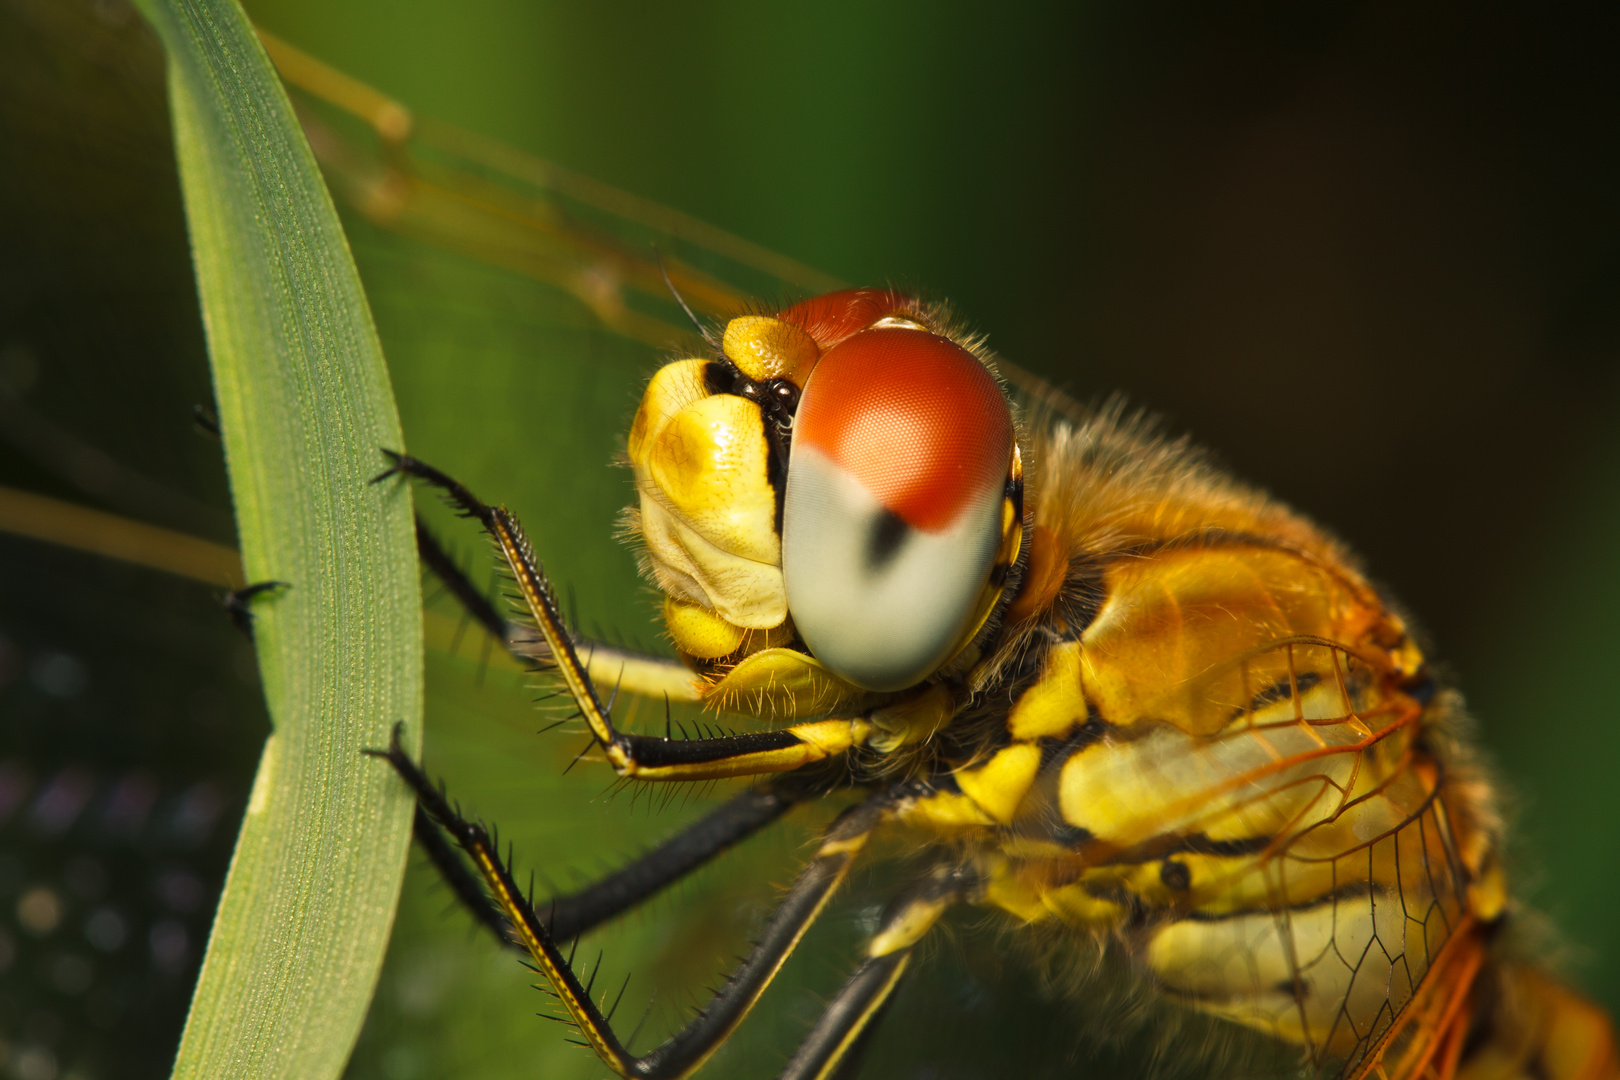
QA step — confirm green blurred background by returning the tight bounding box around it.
[2,1,1618,1078]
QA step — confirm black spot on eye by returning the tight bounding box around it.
[1160,860,1191,891]
[865,508,910,571]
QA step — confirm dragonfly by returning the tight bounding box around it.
[0,9,1612,1077]
[250,29,1620,1080]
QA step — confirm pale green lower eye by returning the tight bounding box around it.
[782,442,1004,692]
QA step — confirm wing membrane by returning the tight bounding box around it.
[1107,636,1473,1078]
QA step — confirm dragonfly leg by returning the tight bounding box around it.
[778,866,974,1080]
[406,764,823,951]
[373,725,916,1080]
[410,802,515,945]
[378,451,873,782]
[220,579,290,639]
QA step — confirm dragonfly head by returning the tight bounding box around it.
[628,289,1024,694]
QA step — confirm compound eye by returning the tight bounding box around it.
[782,326,1013,691]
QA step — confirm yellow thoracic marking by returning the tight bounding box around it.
[941,532,1457,1051]
[1036,880,1126,925]
[1115,851,1270,913]
[899,790,997,831]
[722,315,819,384]
[954,742,1042,825]
[979,699,1464,1054]
[979,859,1050,924]
[993,835,1075,861]
[1007,640,1084,740]
[1078,545,1421,736]
[1053,693,1414,849]
[868,896,949,956]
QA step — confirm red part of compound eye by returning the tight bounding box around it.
[793,327,1012,533]
[778,288,912,350]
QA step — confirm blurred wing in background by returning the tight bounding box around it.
[261,29,840,341]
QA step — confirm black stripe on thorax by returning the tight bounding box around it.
[1244,671,1322,713]
[1079,831,1277,863]
[1038,717,1109,772]
[1170,833,1275,859]
[1177,880,1383,924]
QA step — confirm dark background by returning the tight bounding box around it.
[2,1,1617,1077]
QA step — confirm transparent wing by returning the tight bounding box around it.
[264,30,839,342]
[1101,636,1479,1080]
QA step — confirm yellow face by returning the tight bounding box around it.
[629,354,789,635]
[627,289,1024,713]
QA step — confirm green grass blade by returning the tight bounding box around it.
[131,0,424,1076]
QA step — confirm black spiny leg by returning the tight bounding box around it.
[371,728,911,1080]
[411,770,820,951]
[222,580,290,640]
[412,804,516,945]
[778,868,974,1080]
[542,773,817,941]
[377,451,873,782]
